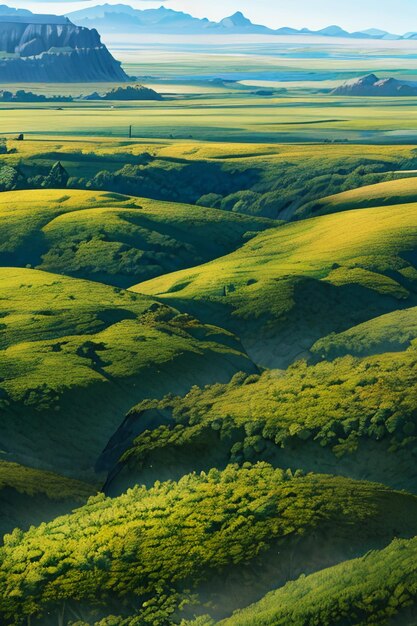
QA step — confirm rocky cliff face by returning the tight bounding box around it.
[0,15,128,81]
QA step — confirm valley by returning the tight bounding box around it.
[1,4,417,625]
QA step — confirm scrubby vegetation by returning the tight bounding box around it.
[217,537,417,626]
[0,139,409,218]
[0,89,72,103]
[2,463,417,625]
[113,340,417,492]
[2,132,417,624]
[84,85,163,101]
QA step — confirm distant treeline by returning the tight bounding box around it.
[0,90,71,103]
[0,84,162,104]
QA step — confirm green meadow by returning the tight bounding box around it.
[2,32,417,626]
[3,95,417,142]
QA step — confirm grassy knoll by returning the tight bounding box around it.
[216,536,417,626]
[311,306,417,359]
[0,267,254,475]
[0,189,273,286]
[0,461,96,538]
[2,463,417,625]
[300,176,417,218]
[132,201,417,367]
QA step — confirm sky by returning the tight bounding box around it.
[5,0,417,34]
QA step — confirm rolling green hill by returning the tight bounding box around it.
[0,461,96,538]
[0,267,255,475]
[299,176,417,219]
[217,536,417,626]
[311,306,417,359]
[133,202,417,367]
[0,189,273,287]
[1,135,417,626]
[2,463,417,626]
[113,340,417,494]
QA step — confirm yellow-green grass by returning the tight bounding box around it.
[2,463,417,625]
[217,536,417,626]
[312,306,417,359]
[0,189,273,286]
[132,202,417,367]
[0,461,97,538]
[120,340,417,493]
[302,176,417,218]
[0,267,254,475]
[0,461,94,500]
[2,136,413,162]
[3,96,417,142]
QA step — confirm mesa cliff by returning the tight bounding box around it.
[0,14,128,81]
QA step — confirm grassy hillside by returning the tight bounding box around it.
[0,189,273,287]
[299,176,417,219]
[0,138,409,219]
[1,135,417,625]
[114,340,417,493]
[0,461,96,538]
[124,351,417,490]
[2,463,417,625]
[133,202,417,367]
[0,267,254,475]
[217,536,417,626]
[312,306,417,359]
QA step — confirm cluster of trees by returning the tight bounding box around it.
[0,144,400,219]
[0,86,162,104]
[83,85,163,101]
[76,159,395,220]
[0,90,72,103]
[1,463,414,625]
[0,160,68,191]
[121,344,417,488]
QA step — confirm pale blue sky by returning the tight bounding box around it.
[6,0,417,33]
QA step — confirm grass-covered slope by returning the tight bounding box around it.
[0,267,255,475]
[217,537,417,626]
[133,202,417,367]
[2,463,417,625]
[0,461,96,538]
[114,341,417,493]
[311,306,417,359]
[0,138,409,219]
[300,176,417,218]
[0,189,273,287]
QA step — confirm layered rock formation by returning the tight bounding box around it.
[0,14,128,82]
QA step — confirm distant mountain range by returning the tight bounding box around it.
[64,4,417,39]
[332,74,417,96]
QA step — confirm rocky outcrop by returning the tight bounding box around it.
[332,73,417,96]
[0,14,128,82]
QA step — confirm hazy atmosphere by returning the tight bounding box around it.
[4,0,417,32]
